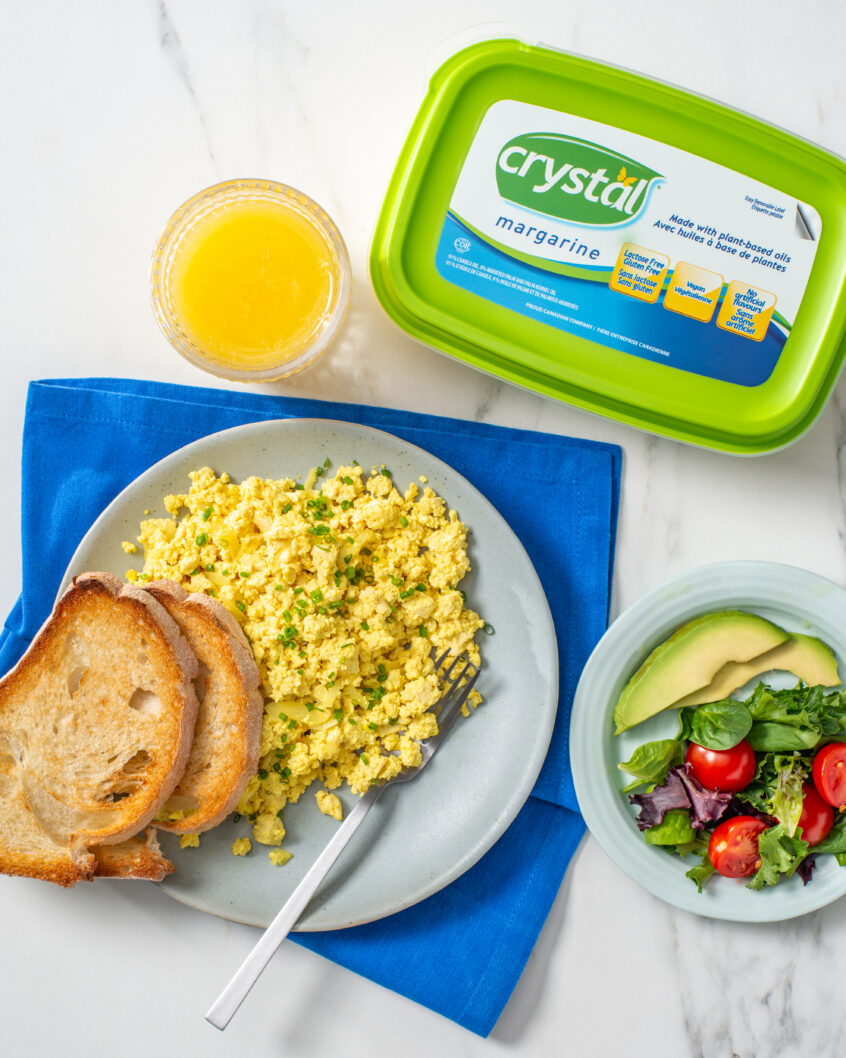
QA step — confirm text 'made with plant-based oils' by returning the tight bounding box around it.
[438,100,820,387]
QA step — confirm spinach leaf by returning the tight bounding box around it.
[746,824,809,890]
[644,808,696,846]
[685,853,715,892]
[679,699,752,750]
[811,812,846,857]
[735,752,810,836]
[618,738,683,792]
[745,683,846,752]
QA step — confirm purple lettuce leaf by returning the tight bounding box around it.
[797,855,817,886]
[629,764,731,831]
[629,768,690,830]
[676,766,732,828]
[726,796,778,827]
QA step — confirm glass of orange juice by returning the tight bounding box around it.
[151,179,351,381]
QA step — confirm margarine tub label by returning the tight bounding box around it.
[436,100,820,386]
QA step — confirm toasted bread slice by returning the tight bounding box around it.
[0,572,198,885]
[92,828,173,881]
[144,582,263,835]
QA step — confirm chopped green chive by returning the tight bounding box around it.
[348,717,356,726]
[239,571,249,578]
[419,625,429,638]
[415,583,426,593]
[484,623,495,636]
[399,516,408,527]
[390,576,403,586]
[334,709,344,722]
[305,702,315,712]
[194,533,208,546]
[205,563,215,572]
[236,601,245,612]
[368,722,378,732]
[202,506,213,521]
[389,717,398,725]
[360,621,369,630]
[361,754,369,765]
[310,590,324,602]
[282,502,292,514]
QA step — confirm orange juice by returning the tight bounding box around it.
[152,181,350,381]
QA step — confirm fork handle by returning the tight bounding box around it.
[206,782,386,1030]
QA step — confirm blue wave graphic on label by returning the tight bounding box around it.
[436,214,785,387]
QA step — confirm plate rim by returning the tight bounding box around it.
[570,559,846,923]
[62,416,559,929]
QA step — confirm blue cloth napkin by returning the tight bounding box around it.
[0,378,621,1036]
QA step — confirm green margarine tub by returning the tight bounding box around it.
[370,39,846,453]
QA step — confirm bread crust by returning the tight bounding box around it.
[92,828,174,881]
[144,581,263,834]
[0,573,199,885]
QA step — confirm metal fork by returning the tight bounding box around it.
[206,651,480,1030]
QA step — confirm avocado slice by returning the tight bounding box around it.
[613,610,790,733]
[672,633,840,708]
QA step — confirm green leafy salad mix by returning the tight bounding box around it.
[622,683,846,891]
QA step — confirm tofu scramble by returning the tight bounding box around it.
[126,462,483,861]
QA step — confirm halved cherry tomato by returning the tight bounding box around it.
[797,782,834,846]
[708,816,768,878]
[686,739,756,792]
[812,742,846,807]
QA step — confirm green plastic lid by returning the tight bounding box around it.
[370,39,846,453]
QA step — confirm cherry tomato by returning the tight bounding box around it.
[685,739,757,792]
[708,816,768,878]
[812,742,846,807]
[797,782,834,846]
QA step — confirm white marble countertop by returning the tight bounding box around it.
[2,2,846,1056]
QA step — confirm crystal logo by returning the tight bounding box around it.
[496,134,662,225]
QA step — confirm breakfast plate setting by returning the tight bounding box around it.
[62,417,560,930]
[0,376,620,1037]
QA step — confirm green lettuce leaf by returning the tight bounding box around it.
[746,684,846,752]
[685,853,715,892]
[644,808,696,846]
[746,824,810,890]
[618,738,683,792]
[812,812,846,857]
[736,752,809,835]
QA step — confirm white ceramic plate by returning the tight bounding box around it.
[570,561,846,922]
[61,418,558,930]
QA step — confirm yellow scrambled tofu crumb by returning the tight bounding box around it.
[179,833,200,849]
[316,789,343,821]
[136,462,484,863]
[232,837,252,856]
[121,541,138,554]
[125,569,138,583]
[269,849,292,866]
